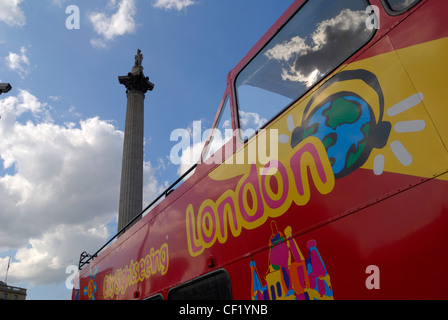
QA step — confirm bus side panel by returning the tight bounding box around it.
[328,173,448,299]
[250,171,448,300]
[223,4,448,299]
[77,203,172,300]
[224,30,446,266]
[388,0,448,150]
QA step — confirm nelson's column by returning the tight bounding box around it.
[117,49,154,233]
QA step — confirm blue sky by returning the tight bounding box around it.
[0,0,294,300]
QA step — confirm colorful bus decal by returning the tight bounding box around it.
[185,69,401,258]
[83,265,99,300]
[250,224,333,301]
[186,136,335,257]
[103,243,169,299]
[186,66,432,299]
[292,69,392,179]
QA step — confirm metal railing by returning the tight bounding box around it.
[78,163,198,270]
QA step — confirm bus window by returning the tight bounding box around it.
[235,0,374,136]
[203,96,233,162]
[167,270,233,300]
[383,0,421,12]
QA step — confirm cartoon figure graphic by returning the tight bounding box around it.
[83,265,98,300]
[251,223,333,300]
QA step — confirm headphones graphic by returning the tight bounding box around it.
[290,69,391,179]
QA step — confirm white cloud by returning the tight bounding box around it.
[2,225,110,285]
[89,38,108,50]
[89,0,137,48]
[0,90,162,287]
[5,47,30,78]
[238,110,267,133]
[153,0,196,11]
[0,0,26,27]
[265,36,308,62]
[143,160,167,205]
[51,0,65,8]
[88,0,198,48]
[48,96,61,102]
[177,140,203,176]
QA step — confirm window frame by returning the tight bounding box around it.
[233,0,377,143]
[144,293,164,300]
[380,0,422,16]
[167,269,233,300]
[202,95,232,163]
[201,90,239,164]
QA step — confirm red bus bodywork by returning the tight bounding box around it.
[74,0,448,300]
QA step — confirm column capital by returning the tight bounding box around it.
[118,73,154,94]
[0,83,12,95]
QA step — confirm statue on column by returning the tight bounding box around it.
[131,49,144,76]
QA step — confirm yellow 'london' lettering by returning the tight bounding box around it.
[186,137,335,257]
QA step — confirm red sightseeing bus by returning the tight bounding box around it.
[73,0,448,300]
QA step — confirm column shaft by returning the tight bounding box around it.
[118,90,145,232]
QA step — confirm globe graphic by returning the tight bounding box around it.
[296,94,373,178]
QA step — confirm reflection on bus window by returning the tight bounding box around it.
[235,0,374,134]
[203,96,233,162]
[385,0,420,12]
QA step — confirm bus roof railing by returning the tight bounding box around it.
[78,163,198,270]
